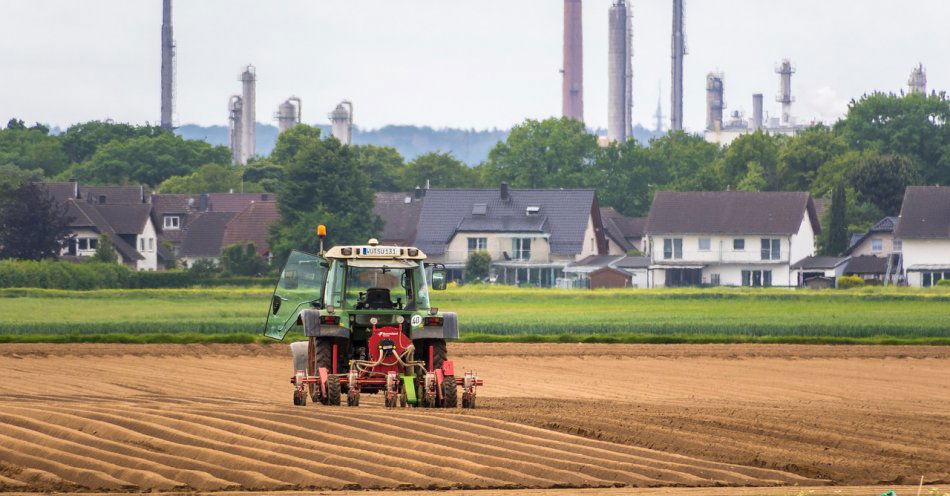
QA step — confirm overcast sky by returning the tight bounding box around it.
[0,1,945,132]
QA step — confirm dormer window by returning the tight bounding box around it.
[163,215,181,229]
[98,195,106,204]
[526,206,541,215]
[472,203,487,215]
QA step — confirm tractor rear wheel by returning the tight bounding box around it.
[326,375,341,406]
[415,339,447,371]
[310,337,347,402]
[442,375,458,408]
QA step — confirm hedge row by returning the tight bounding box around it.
[0,260,272,289]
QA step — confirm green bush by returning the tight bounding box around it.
[0,259,272,289]
[837,276,866,289]
[937,279,950,287]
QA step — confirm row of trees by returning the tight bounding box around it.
[2,91,948,262]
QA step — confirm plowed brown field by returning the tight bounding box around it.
[0,343,947,495]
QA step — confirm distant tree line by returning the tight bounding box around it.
[1,91,947,262]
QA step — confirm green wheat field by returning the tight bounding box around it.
[0,286,948,344]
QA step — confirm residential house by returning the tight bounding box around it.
[177,212,237,268]
[842,255,890,284]
[600,207,646,254]
[375,184,607,287]
[847,216,901,256]
[220,200,279,260]
[644,191,820,287]
[894,186,950,287]
[42,182,158,270]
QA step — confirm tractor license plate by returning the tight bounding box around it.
[361,247,399,256]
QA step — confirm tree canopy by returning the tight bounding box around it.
[0,182,73,260]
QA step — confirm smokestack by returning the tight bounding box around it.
[752,93,763,130]
[607,1,633,142]
[775,59,795,126]
[228,95,243,165]
[705,72,724,132]
[562,0,584,122]
[240,65,256,164]
[328,101,353,145]
[160,0,174,130]
[670,0,685,131]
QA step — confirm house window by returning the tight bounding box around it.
[164,215,181,229]
[742,269,773,287]
[89,238,98,249]
[871,239,883,253]
[733,238,745,251]
[148,238,154,251]
[139,238,145,251]
[760,238,781,260]
[512,238,532,260]
[467,237,487,252]
[663,238,683,260]
[893,240,902,252]
[922,271,950,288]
[710,273,720,286]
[698,238,711,251]
[78,238,88,250]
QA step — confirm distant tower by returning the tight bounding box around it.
[239,65,256,164]
[653,91,664,134]
[276,97,301,135]
[562,0,584,122]
[705,72,724,132]
[775,59,795,126]
[228,95,243,165]
[670,0,685,131]
[908,63,927,95]
[160,0,174,130]
[752,93,764,130]
[329,101,353,145]
[607,0,633,142]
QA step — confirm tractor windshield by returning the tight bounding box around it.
[324,259,429,310]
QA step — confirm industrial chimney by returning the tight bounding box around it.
[752,93,764,130]
[607,0,633,142]
[276,97,301,135]
[160,0,174,130]
[239,65,256,163]
[328,101,353,145]
[775,59,795,126]
[670,0,685,131]
[705,73,724,132]
[562,0,584,122]
[908,63,927,95]
[228,95,243,165]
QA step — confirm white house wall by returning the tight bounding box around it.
[440,232,552,265]
[577,215,600,261]
[902,239,950,287]
[789,215,817,266]
[135,217,159,271]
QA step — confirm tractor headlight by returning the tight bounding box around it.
[370,317,378,325]
[396,315,405,324]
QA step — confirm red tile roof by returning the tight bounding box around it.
[221,201,280,255]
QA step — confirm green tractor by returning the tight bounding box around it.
[264,228,481,409]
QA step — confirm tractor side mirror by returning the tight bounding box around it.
[431,270,447,290]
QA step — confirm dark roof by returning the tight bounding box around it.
[151,194,195,215]
[64,200,143,262]
[646,191,820,236]
[207,193,275,213]
[845,216,899,255]
[791,255,845,270]
[600,207,645,252]
[79,185,147,205]
[613,255,650,269]
[894,186,950,239]
[415,188,598,256]
[373,192,423,246]
[457,215,548,233]
[844,255,888,275]
[95,204,152,235]
[221,201,279,255]
[41,182,79,202]
[179,212,237,257]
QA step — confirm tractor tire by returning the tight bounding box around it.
[462,395,475,409]
[326,375,342,406]
[442,375,458,408]
[415,339,448,371]
[293,390,306,406]
[347,390,360,407]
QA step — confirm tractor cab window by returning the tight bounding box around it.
[335,259,426,311]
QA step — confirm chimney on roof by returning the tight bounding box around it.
[140,185,145,203]
[500,182,510,201]
[199,193,208,212]
[261,193,270,201]
[414,186,425,199]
